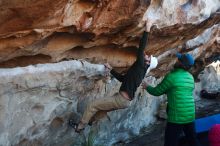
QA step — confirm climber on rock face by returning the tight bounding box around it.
[69,22,158,133]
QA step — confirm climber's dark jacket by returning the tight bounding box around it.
[110,31,149,100]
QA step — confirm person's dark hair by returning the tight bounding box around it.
[174,61,192,71]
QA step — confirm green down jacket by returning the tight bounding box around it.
[146,68,195,124]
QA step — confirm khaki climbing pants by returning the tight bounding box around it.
[81,93,131,124]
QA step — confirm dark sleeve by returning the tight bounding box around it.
[136,31,148,65]
[110,69,124,82]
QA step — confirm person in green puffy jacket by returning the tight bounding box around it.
[142,53,201,146]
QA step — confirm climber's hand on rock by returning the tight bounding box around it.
[145,20,160,32]
[138,20,145,28]
[145,20,154,32]
[104,63,112,71]
[104,63,112,77]
[151,24,160,32]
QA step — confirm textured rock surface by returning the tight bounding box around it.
[0,0,219,70]
[0,60,164,146]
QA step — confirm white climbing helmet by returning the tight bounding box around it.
[147,55,158,74]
